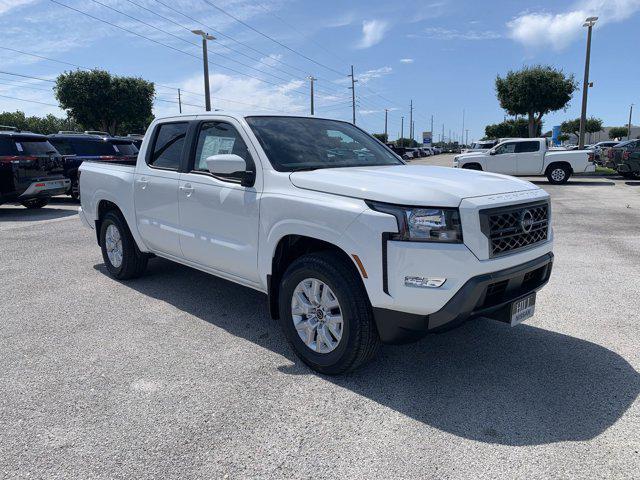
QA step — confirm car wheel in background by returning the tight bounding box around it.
[20,198,49,209]
[278,251,380,375]
[99,210,148,280]
[462,163,482,170]
[70,178,80,202]
[547,165,571,184]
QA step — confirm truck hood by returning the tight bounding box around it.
[289,165,539,206]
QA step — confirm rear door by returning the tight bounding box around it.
[515,140,543,174]
[177,119,261,283]
[133,122,188,257]
[487,141,517,174]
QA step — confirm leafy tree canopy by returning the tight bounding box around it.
[608,126,628,139]
[372,133,388,143]
[55,69,154,135]
[396,137,418,147]
[0,110,79,135]
[485,118,540,139]
[496,65,577,137]
[560,117,603,138]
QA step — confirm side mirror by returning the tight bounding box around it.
[489,149,496,155]
[205,154,255,187]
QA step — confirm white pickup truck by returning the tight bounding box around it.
[453,138,595,184]
[79,113,554,374]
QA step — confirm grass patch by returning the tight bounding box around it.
[596,166,617,175]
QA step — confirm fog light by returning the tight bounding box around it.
[404,276,446,288]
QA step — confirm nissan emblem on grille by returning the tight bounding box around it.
[480,202,550,257]
[520,209,534,233]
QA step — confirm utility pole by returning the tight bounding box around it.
[430,115,434,137]
[178,88,182,114]
[400,116,404,144]
[442,124,444,144]
[307,76,316,115]
[461,108,465,145]
[409,99,413,141]
[348,65,357,125]
[384,109,388,139]
[578,16,598,149]
[192,30,215,111]
[412,121,415,144]
[628,104,634,140]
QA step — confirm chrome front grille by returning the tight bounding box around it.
[480,201,550,257]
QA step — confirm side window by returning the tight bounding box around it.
[193,121,254,177]
[0,138,15,156]
[49,139,74,155]
[148,122,188,170]
[515,141,540,153]
[495,142,517,154]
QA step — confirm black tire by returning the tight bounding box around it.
[546,165,571,184]
[462,163,482,170]
[21,198,49,209]
[99,210,148,280]
[278,251,380,375]
[621,171,640,179]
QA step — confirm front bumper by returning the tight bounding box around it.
[372,252,553,344]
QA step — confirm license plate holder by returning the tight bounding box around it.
[510,293,536,326]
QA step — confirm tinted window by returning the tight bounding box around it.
[110,141,138,156]
[69,139,117,156]
[149,123,187,170]
[0,137,15,155]
[246,116,402,172]
[49,138,75,155]
[515,141,540,153]
[494,142,517,154]
[193,122,253,175]
[15,138,57,155]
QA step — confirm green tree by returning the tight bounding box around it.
[396,137,417,147]
[560,117,603,139]
[372,133,388,143]
[55,69,154,135]
[485,118,539,139]
[0,110,79,134]
[608,126,628,139]
[495,65,577,138]
[557,133,570,143]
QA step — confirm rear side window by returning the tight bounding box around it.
[72,139,118,156]
[515,141,540,153]
[149,123,188,170]
[49,138,75,155]
[110,141,138,155]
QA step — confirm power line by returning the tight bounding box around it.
[0,80,53,93]
[200,0,346,77]
[0,70,56,83]
[0,93,59,107]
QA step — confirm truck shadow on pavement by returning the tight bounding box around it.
[96,258,640,448]
[531,180,616,186]
[0,206,77,222]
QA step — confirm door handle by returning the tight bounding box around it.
[136,177,149,190]
[179,184,194,196]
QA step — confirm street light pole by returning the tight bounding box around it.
[578,16,598,149]
[348,65,358,125]
[400,116,404,144]
[627,104,634,140]
[192,29,215,111]
[384,109,388,139]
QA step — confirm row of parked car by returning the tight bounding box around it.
[0,126,142,208]
[562,140,640,178]
[385,144,443,160]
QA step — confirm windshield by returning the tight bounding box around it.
[15,138,57,155]
[245,116,403,171]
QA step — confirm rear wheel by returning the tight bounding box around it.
[21,198,49,209]
[278,251,380,375]
[462,163,482,170]
[546,165,571,184]
[99,211,148,280]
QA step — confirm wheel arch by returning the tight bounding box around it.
[267,234,365,320]
[94,199,146,251]
[544,160,573,175]
[461,162,483,170]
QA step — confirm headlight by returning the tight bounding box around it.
[366,201,463,243]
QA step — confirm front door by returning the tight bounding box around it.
[134,121,189,257]
[488,142,517,174]
[178,120,261,283]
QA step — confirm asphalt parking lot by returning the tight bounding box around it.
[1,159,639,479]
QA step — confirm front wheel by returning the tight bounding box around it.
[99,211,148,280]
[21,198,49,209]
[546,165,571,184]
[70,177,80,201]
[278,252,380,375]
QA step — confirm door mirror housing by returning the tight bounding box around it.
[205,154,255,187]
[489,149,496,155]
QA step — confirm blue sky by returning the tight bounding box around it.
[0,0,638,141]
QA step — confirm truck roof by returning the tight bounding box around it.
[152,111,346,123]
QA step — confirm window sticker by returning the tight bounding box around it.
[15,142,24,152]
[112,145,120,153]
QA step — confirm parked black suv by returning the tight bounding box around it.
[48,133,139,200]
[607,139,640,179]
[0,127,69,209]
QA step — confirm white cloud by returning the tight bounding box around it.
[358,66,392,84]
[357,19,389,49]
[399,58,414,64]
[0,0,34,15]
[507,0,640,50]
[420,27,501,40]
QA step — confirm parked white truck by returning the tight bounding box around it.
[79,113,554,374]
[453,138,595,184]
